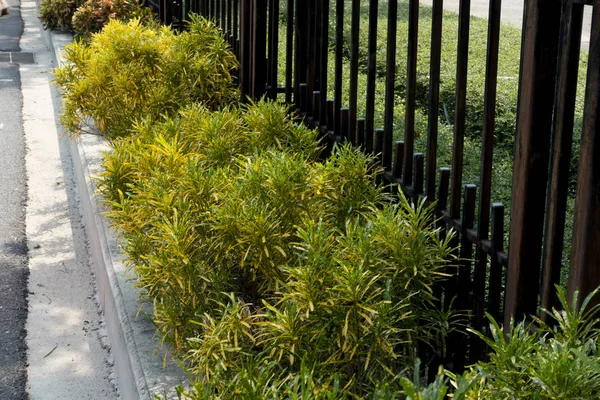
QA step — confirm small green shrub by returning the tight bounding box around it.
[39,0,84,30]
[401,287,600,399]
[99,99,459,397]
[98,100,321,347]
[53,16,238,138]
[71,0,156,40]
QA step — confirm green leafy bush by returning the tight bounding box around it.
[53,16,238,139]
[39,0,84,30]
[99,100,459,397]
[99,101,322,347]
[71,0,156,40]
[401,287,600,399]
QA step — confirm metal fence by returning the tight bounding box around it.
[153,0,600,367]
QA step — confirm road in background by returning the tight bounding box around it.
[419,0,593,52]
[0,0,28,398]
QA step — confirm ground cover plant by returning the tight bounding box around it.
[53,16,238,139]
[98,100,461,398]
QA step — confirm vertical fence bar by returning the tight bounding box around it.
[227,0,233,35]
[326,99,334,131]
[437,168,450,214]
[307,0,319,115]
[313,92,321,124]
[341,108,350,142]
[334,0,344,137]
[357,118,365,147]
[221,0,226,30]
[383,0,398,158]
[403,0,419,185]
[449,0,471,220]
[240,0,252,100]
[488,203,505,322]
[540,0,583,318]
[184,0,191,22]
[266,0,270,86]
[251,0,267,100]
[458,185,476,309]
[285,0,294,103]
[568,2,600,307]
[471,0,502,362]
[233,0,239,45]
[348,0,360,145]
[394,141,405,180]
[164,0,173,25]
[299,83,308,113]
[215,0,222,27]
[505,0,561,328]
[414,154,425,199]
[158,0,165,22]
[375,129,385,168]
[426,0,443,199]
[294,0,308,105]
[366,0,378,160]
[268,0,280,98]
[436,168,450,246]
[455,184,476,371]
[319,0,330,127]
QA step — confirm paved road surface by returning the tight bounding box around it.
[420,0,593,52]
[0,0,28,397]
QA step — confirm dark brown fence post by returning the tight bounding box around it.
[294,0,309,106]
[403,0,419,185]
[383,0,397,158]
[267,0,280,99]
[365,0,378,155]
[568,3,600,307]
[250,0,267,99]
[449,0,471,221]
[504,0,561,329]
[348,0,360,145]
[239,0,267,101]
[471,0,502,361]
[425,0,443,200]
[240,0,252,100]
[541,0,584,318]
[163,0,173,25]
[334,0,344,138]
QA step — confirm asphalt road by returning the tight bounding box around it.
[0,0,28,398]
[0,0,22,51]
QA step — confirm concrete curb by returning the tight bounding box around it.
[46,30,187,400]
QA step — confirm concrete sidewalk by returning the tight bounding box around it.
[46,28,187,400]
[17,0,187,397]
